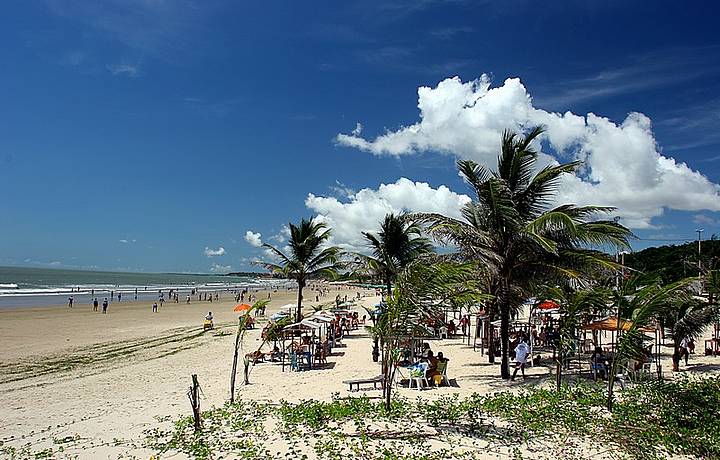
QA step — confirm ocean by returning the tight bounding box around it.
[0,266,289,309]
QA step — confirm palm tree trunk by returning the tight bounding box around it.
[500,303,510,379]
[296,279,305,322]
[672,342,680,372]
[229,325,241,403]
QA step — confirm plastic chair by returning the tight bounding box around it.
[438,326,448,339]
[436,361,449,386]
[408,365,428,390]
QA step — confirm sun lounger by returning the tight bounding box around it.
[343,375,385,392]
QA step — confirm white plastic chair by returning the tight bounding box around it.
[408,365,428,390]
[439,326,448,339]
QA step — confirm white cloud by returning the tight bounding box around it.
[210,263,232,273]
[118,239,136,244]
[204,246,226,257]
[244,231,263,247]
[336,75,720,228]
[106,63,140,77]
[305,178,470,251]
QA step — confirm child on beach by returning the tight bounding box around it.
[152,302,158,313]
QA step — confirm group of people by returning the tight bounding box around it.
[408,343,450,386]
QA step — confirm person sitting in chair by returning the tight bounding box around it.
[591,346,608,379]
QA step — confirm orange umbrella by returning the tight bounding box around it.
[233,303,252,313]
[538,300,560,310]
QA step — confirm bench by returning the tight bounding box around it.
[343,375,385,392]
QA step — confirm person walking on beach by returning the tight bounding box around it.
[102,298,108,314]
[68,296,74,308]
[117,292,122,302]
[511,334,530,381]
[152,302,158,313]
[186,294,191,304]
[93,298,99,312]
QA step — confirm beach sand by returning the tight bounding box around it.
[1,287,718,459]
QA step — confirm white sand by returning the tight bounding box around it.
[0,287,718,459]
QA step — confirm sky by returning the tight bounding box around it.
[1,0,719,273]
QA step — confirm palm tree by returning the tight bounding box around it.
[354,213,434,361]
[606,276,692,410]
[230,299,269,402]
[259,219,341,322]
[542,284,612,389]
[416,127,632,379]
[370,261,487,410]
[660,293,720,372]
[359,213,434,299]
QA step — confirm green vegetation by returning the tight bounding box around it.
[625,239,720,283]
[142,377,720,460]
[258,218,342,322]
[416,127,631,379]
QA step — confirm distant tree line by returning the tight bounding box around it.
[625,237,720,282]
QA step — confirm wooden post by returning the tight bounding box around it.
[188,374,202,432]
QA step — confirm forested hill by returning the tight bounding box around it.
[624,239,720,282]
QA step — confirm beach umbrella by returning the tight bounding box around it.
[233,303,252,313]
[538,300,560,310]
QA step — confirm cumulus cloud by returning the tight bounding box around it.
[204,246,226,257]
[244,231,263,247]
[210,263,231,273]
[336,75,720,228]
[306,178,470,251]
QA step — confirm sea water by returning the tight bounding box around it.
[0,266,291,309]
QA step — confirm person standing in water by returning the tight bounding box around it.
[68,296,74,308]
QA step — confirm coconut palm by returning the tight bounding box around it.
[259,219,341,322]
[660,293,720,372]
[370,261,488,410]
[416,127,632,379]
[606,276,692,410]
[359,213,434,298]
[354,213,434,361]
[541,284,612,389]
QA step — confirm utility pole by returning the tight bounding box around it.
[696,228,704,277]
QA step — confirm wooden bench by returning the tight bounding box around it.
[343,375,385,392]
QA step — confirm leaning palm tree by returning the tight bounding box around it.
[259,219,341,322]
[416,127,632,379]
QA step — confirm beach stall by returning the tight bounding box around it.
[280,319,325,371]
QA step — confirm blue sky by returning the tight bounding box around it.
[1,0,719,273]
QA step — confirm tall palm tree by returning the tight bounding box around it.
[259,219,341,322]
[416,127,632,379]
[356,213,434,362]
[359,213,434,299]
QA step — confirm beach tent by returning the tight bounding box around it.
[580,316,655,333]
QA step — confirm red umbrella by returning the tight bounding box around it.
[233,303,252,313]
[538,300,560,310]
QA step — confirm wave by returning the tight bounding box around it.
[0,283,18,289]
